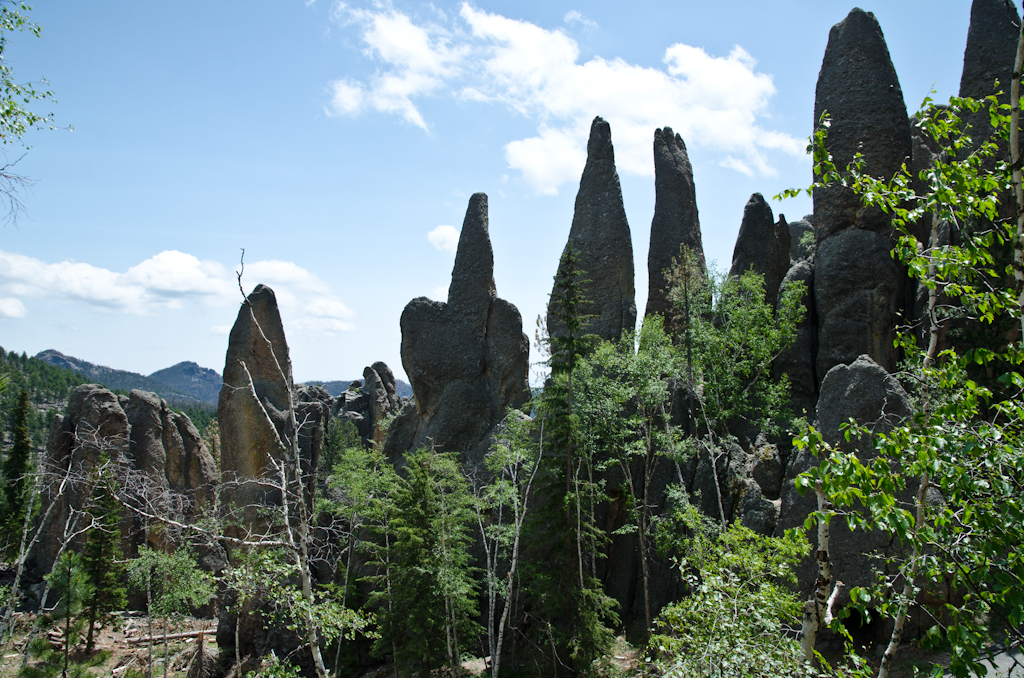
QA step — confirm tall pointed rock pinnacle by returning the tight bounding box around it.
[218,284,294,509]
[729,193,790,308]
[813,8,909,381]
[447,192,495,335]
[960,0,1021,101]
[646,127,704,333]
[549,116,636,343]
[394,193,529,457]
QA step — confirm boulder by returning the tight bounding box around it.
[330,362,402,447]
[549,116,636,343]
[729,194,791,307]
[388,193,530,461]
[646,126,704,333]
[777,355,912,606]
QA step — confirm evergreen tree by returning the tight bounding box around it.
[3,388,33,549]
[21,551,92,678]
[369,446,480,677]
[527,246,617,675]
[80,469,126,653]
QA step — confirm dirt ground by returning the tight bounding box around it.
[0,612,218,678]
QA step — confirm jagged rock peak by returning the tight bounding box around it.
[729,193,790,308]
[813,7,910,234]
[549,116,636,344]
[646,126,704,332]
[447,192,495,328]
[960,0,1021,101]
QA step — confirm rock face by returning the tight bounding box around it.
[387,193,530,460]
[773,261,818,417]
[549,116,636,343]
[812,8,910,381]
[777,355,912,605]
[218,285,298,511]
[331,362,403,447]
[728,194,791,307]
[646,126,703,332]
[788,218,814,262]
[37,384,218,572]
[960,0,1020,99]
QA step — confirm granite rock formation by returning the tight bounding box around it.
[646,126,703,333]
[218,284,325,516]
[788,218,814,263]
[729,193,791,308]
[813,8,910,382]
[777,355,912,606]
[772,261,818,417]
[549,116,636,344]
[386,193,530,461]
[331,362,403,447]
[959,0,1021,153]
[37,384,218,572]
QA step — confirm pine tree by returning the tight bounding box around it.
[21,551,92,678]
[81,469,126,653]
[526,246,617,675]
[3,388,33,549]
[369,446,480,676]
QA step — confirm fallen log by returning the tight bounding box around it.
[125,629,216,645]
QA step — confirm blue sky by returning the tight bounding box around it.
[0,1,978,383]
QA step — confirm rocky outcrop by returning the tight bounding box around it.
[960,0,1021,153]
[549,116,636,343]
[37,384,218,573]
[777,355,912,605]
[812,8,910,381]
[387,193,530,461]
[772,261,818,417]
[218,284,324,518]
[330,362,403,447]
[728,193,791,307]
[646,126,703,333]
[788,218,814,263]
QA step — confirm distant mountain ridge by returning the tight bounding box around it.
[35,349,413,407]
[35,350,217,407]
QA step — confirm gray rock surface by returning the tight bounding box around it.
[729,193,791,307]
[330,362,402,447]
[815,229,902,378]
[812,9,910,384]
[37,384,218,573]
[646,126,703,333]
[788,219,814,262]
[388,193,530,460]
[959,0,1021,151]
[777,355,912,606]
[773,260,818,417]
[812,8,911,240]
[218,284,296,511]
[549,116,636,343]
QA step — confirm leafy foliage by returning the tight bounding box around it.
[650,489,809,678]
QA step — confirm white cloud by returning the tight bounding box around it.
[427,224,460,253]
[563,10,597,30]
[327,6,467,129]
[432,284,449,300]
[210,324,231,335]
[329,3,803,194]
[0,297,27,318]
[0,249,356,337]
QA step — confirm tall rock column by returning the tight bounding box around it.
[218,284,296,512]
[387,193,530,461]
[646,126,704,334]
[959,0,1021,153]
[549,116,636,344]
[813,8,910,381]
